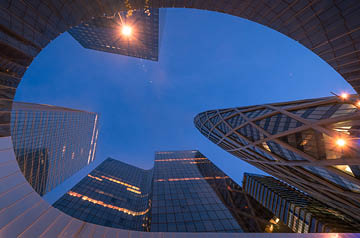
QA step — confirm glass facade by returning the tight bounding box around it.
[243,173,360,233]
[2,1,360,236]
[194,95,360,221]
[68,9,159,61]
[54,158,152,231]
[14,148,49,195]
[151,150,243,232]
[11,102,99,195]
[54,150,290,232]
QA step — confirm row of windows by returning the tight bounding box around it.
[152,192,222,202]
[303,166,360,193]
[152,202,228,213]
[56,203,147,230]
[237,124,266,142]
[246,177,290,223]
[152,152,241,232]
[255,113,303,135]
[55,152,243,232]
[11,106,98,194]
[244,108,273,119]
[69,10,159,61]
[150,219,242,232]
[290,103,357,121]
[151,209,233,222]
[244,174,357,232]
[263,140,306,161]
[54,158,151,231]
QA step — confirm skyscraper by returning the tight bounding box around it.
[151,150,288,232]
[11,102,99,195]
[54,150,290,232]
[14,147,49,195]
[68,9,159,61]
[53,158,152,231]
[194,95,360,222]
[1,0,360,236]
[243,173,359,233]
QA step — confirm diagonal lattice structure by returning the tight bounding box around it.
[1,0,360,237]
[194,95,360,222]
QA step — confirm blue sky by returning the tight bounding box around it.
[15,9,355,203]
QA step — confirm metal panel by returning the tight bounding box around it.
[194,95,360,222]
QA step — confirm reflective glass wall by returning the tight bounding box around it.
[54,158,153,231]
[54,150,291,232]
[151,150,243,232]
[69,9,159,61]
[11,102,99,195]
[243,173,360,232]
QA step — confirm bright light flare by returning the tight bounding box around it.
[336,138,346,147]
[340,92,349,100]
[121,25,132,36]
[356,101,360,108]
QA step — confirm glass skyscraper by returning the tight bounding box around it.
[68,9,159,61]
[194,95,360,222]
[53,158,152,231]
[243,173,360,233]
[14,147,49,195]
[151,150,243,232]
[11,102,99,195]
[54,150,289,232]
[151,150,290,233]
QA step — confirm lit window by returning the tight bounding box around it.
[67,191,149,216]
[333,165,355,177]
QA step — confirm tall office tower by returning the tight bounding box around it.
[194,95,360,222]
[151,150,290,233]
[68,9,159,61]
[14,148,49,196]
[243,173,359,233]
[53,158,153,231]
[54,151,290,233]
[11,102,99,195]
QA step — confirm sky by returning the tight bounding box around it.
[14,9,355,204]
